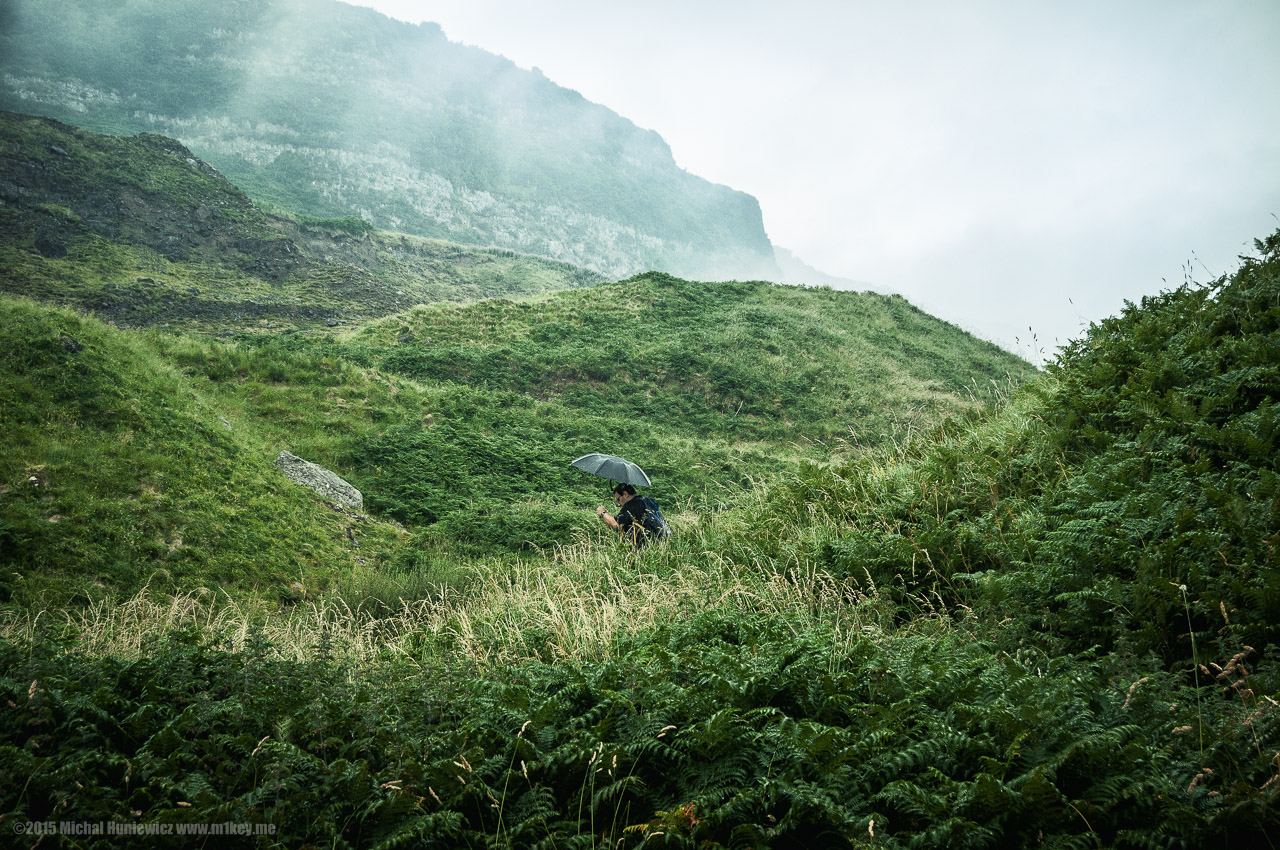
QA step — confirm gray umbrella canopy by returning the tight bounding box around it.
[569,453,652,487]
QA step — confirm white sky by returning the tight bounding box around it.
[348,0,1280,362]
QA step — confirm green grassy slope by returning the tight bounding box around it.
[1,111,1034,587]
[0,270,1029,591]
[0,264,1030,596]
[181,274,1030,557]
[364,272,1026,447]
[0,297,410,606]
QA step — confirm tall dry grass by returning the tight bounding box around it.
[1,424,1013,673]
[0,502,914,673]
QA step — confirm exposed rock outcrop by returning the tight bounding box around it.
[274,450,362,510]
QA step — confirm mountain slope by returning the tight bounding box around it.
[0,0,780,281]
[0,110,605,332]
[0,264,1032,587]
[0,113,1031,584]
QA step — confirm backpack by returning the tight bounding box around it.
[638,496,672,541]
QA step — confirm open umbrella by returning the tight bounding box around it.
[570,453,652,487]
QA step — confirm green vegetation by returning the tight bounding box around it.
[1,109,1024,590]
[0,297,410,607]
[3,101,1277,846]
[334,273,1026,548]
[2,233,1277,845]
[0,262,1021,597]
[9,609,1260,848]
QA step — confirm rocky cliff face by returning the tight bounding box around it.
[0,0,780,282]
[0,110,606,331]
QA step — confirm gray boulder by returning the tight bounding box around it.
[274,450,363,510]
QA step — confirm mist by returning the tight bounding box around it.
[0,0,781,283]
[355,0,1280,362]
[6,0,1275,362]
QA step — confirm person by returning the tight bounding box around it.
[596,482,654,548]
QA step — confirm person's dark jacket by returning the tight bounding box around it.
[615,497,652,547]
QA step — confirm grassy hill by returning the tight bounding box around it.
[1,234,1275,846]
[331,274,1028,538]
[0,296,415,607]
[0,266,1028,602]
[1,111,1031,598]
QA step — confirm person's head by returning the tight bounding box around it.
[613,482,636,505]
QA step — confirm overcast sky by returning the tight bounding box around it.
[349,0,1279,362]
